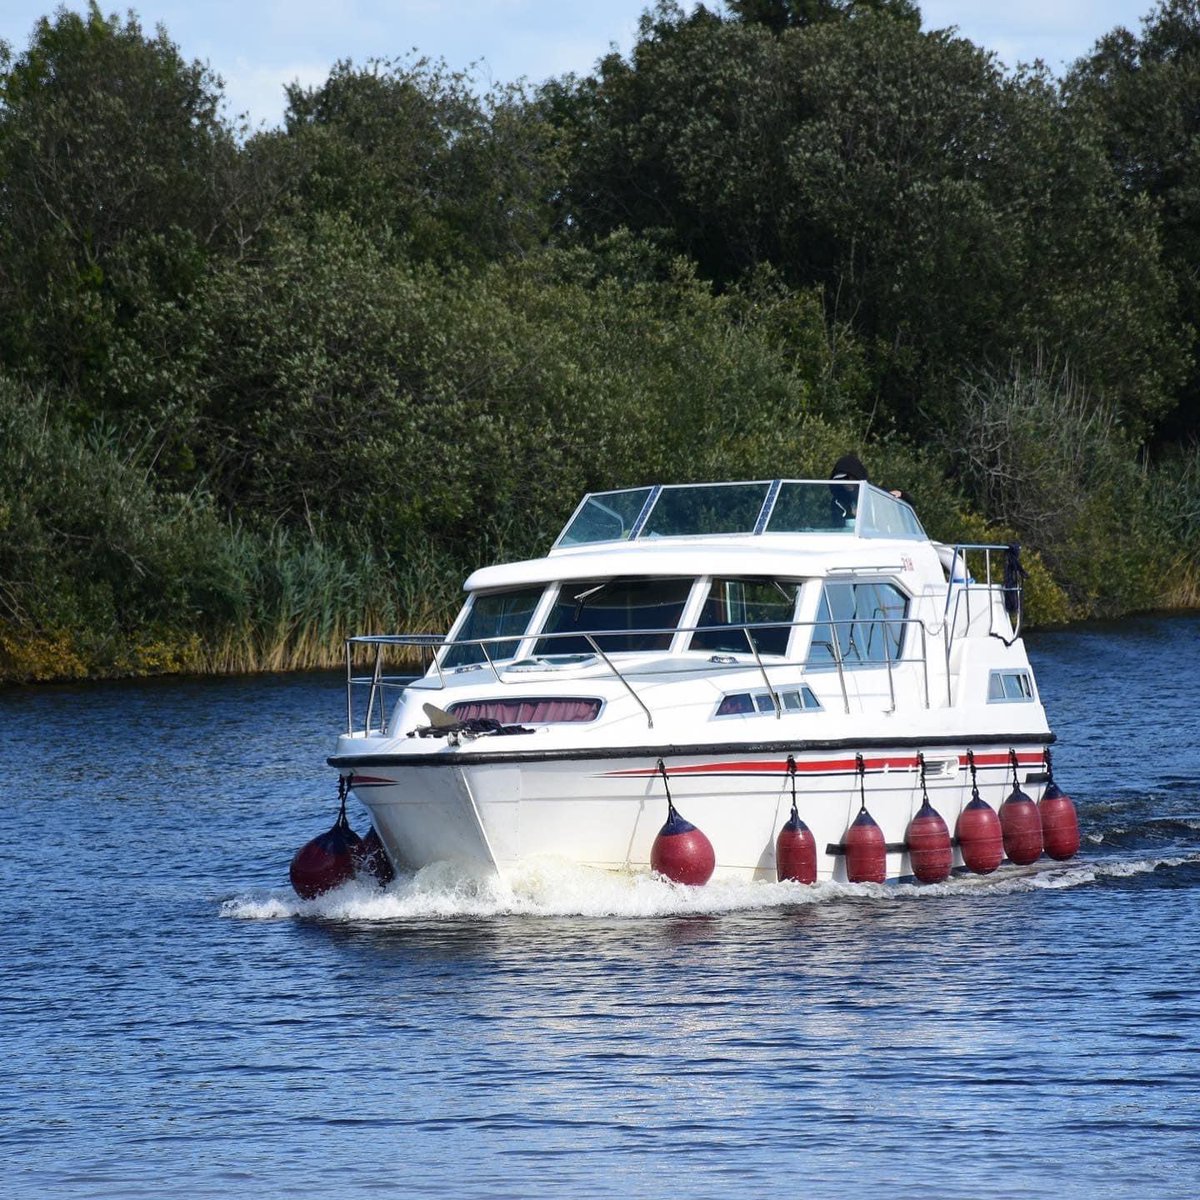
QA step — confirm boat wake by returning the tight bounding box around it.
[219,849,1198,922]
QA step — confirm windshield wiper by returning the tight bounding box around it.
[572,582,609,621]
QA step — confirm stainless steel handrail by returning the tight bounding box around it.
[583,633,655,729]
[343,616,931,734]
[742,626,783,718]
[940,543,1020,696]
[346,633,442,734]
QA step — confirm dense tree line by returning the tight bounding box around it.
[0,1,1197,680]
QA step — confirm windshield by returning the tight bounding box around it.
[534,578,692,656]
[640,483,773,537]
[690,579,799,656]
[442,587,543,668]
[552,480,927,546]
[766,481,860,532]
[557,488,653,546]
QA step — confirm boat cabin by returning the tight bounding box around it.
[342,481,1031,738]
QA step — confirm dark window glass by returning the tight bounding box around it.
[990,672,1033,701]
[443,587,543,667]
[716,687,822,717]
[640,484,771,537]
[535,578,691,656]
[768,481,861,532]
[691,579,798,656]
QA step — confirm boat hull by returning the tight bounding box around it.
[340,743,1051,883]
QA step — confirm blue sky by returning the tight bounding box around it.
[1,2,1159,128]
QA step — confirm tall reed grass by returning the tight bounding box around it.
[0,380,471,682]
[948,359,1196,618]
[197,527,465,676]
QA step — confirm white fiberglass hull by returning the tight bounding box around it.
[337,742,1051,883]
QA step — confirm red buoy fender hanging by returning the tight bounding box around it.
[956,751,1003,875]
[1000,789,1043,865]
[289,780,361,899]
[777,754,817,884]
[956,798,1003,874]
[907,799,952,883]
[906,756,952,883]
[1040,750,1080,860]
[845,808,887,883]
[353,824,396,885]
[999,750,1043,866]
[650,760,715,886]
[845,754,886,884]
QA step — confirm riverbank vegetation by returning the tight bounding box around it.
[1,1,1198,682]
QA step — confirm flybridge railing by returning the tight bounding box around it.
[344,617,933,735]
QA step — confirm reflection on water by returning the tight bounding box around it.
[1,619,1199,1198]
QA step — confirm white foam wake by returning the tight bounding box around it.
[218,851,1196,922]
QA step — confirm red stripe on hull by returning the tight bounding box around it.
[602,750,1044,779]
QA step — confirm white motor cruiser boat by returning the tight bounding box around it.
[329,479,1074,885]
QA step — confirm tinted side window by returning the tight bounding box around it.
[691,579,799,657]
[808,581,908,667]
[444,588,545,667]
[535,579,692,655]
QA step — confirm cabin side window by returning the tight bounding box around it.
[715,686,822,716]
[807,580,909,668]
[988,670,1034,702]
[442,587,544,668]
[690,578,799,657]
[534,578,692,656]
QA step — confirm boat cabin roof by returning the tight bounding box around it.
[465,480,934,593]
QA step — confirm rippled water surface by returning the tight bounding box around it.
[3,616,1199,1199]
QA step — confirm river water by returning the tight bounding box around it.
[2,615,1198,1199]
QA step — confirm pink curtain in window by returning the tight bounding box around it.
[452,698,600,724]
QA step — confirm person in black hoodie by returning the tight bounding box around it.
[829,453,869,524]
[829,454,914,521]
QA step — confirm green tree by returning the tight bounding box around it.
[278,57,561,265]
[1065,0,1200,442]
[0,2,236,439]
[948,358,1177,616]
[189,213,867,563]
[550,6,1183,433]
[726,0,920,32]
